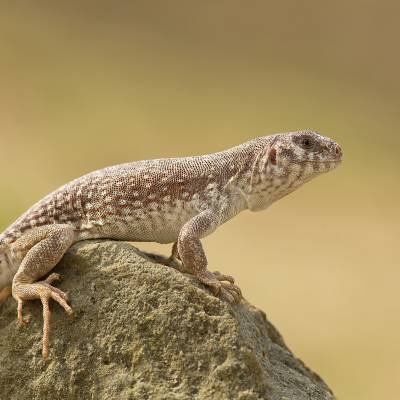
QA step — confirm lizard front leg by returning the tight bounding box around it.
[11,224,75,358]
[177,210,242,303]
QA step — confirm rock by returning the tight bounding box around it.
[0,240,335,400]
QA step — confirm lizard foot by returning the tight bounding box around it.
[13,275,73,359]
[198,271,242,304]
[213,270,236,284]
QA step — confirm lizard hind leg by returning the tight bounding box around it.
[11,224,75,358]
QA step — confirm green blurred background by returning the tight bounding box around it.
[1,1,399,398]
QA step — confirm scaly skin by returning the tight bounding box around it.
[0,130,342,358]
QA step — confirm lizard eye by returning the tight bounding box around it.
[300,137,315,150]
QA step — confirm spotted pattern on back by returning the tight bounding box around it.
[0,130,342,245]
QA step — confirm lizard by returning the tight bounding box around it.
[0,130,342,358]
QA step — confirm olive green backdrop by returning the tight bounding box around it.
[0,2,399,399]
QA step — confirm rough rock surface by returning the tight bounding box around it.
[0,241,335,400]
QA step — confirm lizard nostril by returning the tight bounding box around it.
[334,145,342,158]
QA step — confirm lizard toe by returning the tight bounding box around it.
[220,287,236,303]
[17,298,30,325]
[45,272,61,284]
[213,270,235,284]
[220,282,242,303]
[196,271,241,303]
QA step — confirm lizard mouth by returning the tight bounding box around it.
[297,160,342,164]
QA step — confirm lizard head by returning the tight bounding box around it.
[270,130,343,176]
[0,245,13,304]
[247,130,343,211]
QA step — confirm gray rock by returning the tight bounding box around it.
[0,240,335,400]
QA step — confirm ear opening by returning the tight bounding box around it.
[268,148,277,166]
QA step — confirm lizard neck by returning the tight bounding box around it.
[245,166,310,212]
[244,151,308,212]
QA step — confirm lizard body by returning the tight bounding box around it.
[0,130,342,357]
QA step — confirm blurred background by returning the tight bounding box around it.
[0,1,399,398]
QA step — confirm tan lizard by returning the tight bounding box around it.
[0,130,342,358]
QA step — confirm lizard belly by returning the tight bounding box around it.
[78,201,198,244]
[137,204,198,243]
